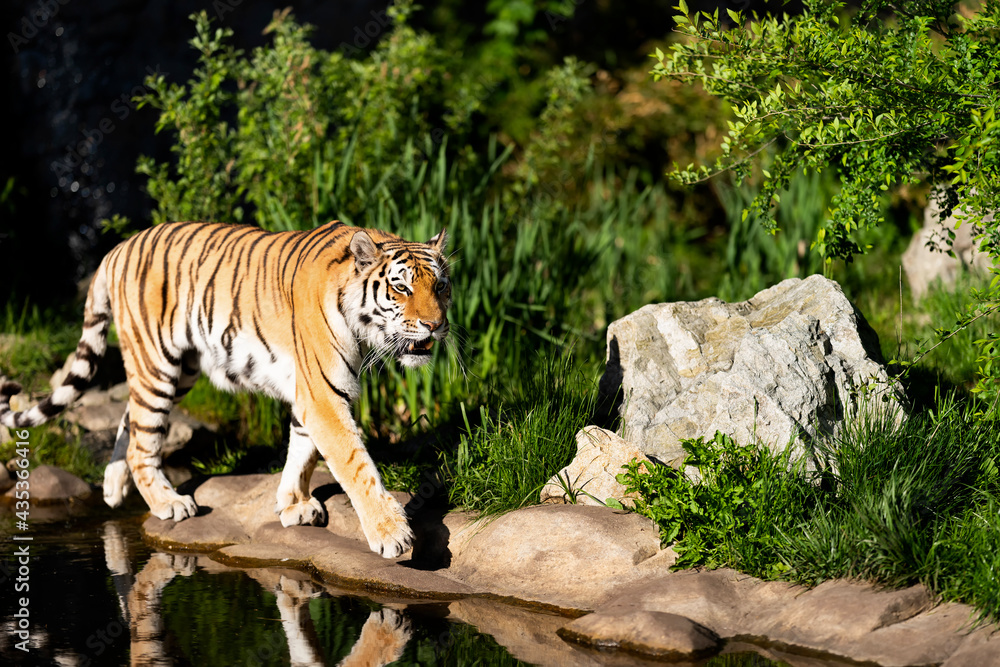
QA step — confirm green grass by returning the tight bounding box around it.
[441,350,601,516]
[0,423,103,484]
[0,301,104,482]
[0,301,80,393]
[619,389,1000,622]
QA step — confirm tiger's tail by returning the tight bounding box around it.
[0,261,113,429]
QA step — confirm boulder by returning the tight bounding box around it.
[599,275,904,467]
[558,610,721,660]
[163,412,218,458]
[902,198,993,300]
[447,504,662,610]
[540,426,651,507]
[3,464,92,504]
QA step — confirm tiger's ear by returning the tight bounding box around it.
[350,231,382,271]
[427,228,448,252]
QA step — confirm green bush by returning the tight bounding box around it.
[618,432,810,578]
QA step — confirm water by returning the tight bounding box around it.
[0,504,834,666]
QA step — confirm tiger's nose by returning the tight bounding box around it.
[420,319,442,332]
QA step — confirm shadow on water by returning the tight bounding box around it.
[1,505,850,666]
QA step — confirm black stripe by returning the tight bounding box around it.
[318,366,351,403]
[83,312,109,328]
[75,341,102,365]
[39,400,64,417]
[160,345,180,367]
[143,384,173,400]
[326,247,352,269]
[64,374,90,392]
[132,394,171,415]
[132,424,167,435]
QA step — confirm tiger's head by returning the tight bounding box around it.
[345,229,452,369]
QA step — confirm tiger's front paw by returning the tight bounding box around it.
[364,497,414,559]
[278,497,327,527]
[148,493,198,522]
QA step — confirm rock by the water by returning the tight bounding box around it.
[942,629,1000,667]
[599,275,904,466]
[595,570,978,666]
[447,598,604,667]
[558,609,721,659]
[540,426,651,507]
[902,198,993,300]
[447,503,662,610]
[2,464,92,504]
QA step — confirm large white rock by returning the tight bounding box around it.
[599,275,904,466]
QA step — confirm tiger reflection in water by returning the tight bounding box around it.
[100,522,411,666]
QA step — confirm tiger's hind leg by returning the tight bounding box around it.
[103,351,201,510]
[274,414,327,527]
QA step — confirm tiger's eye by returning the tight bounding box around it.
[435,278,449,293]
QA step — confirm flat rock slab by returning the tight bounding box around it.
[138,472,996,666]
[447,503,662,610]
[143,473,666,609]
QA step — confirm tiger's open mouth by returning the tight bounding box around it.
[403,337,435,356]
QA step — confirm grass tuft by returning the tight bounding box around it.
[442,350,599,516]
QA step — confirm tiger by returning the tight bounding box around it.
[0,220,452,558]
